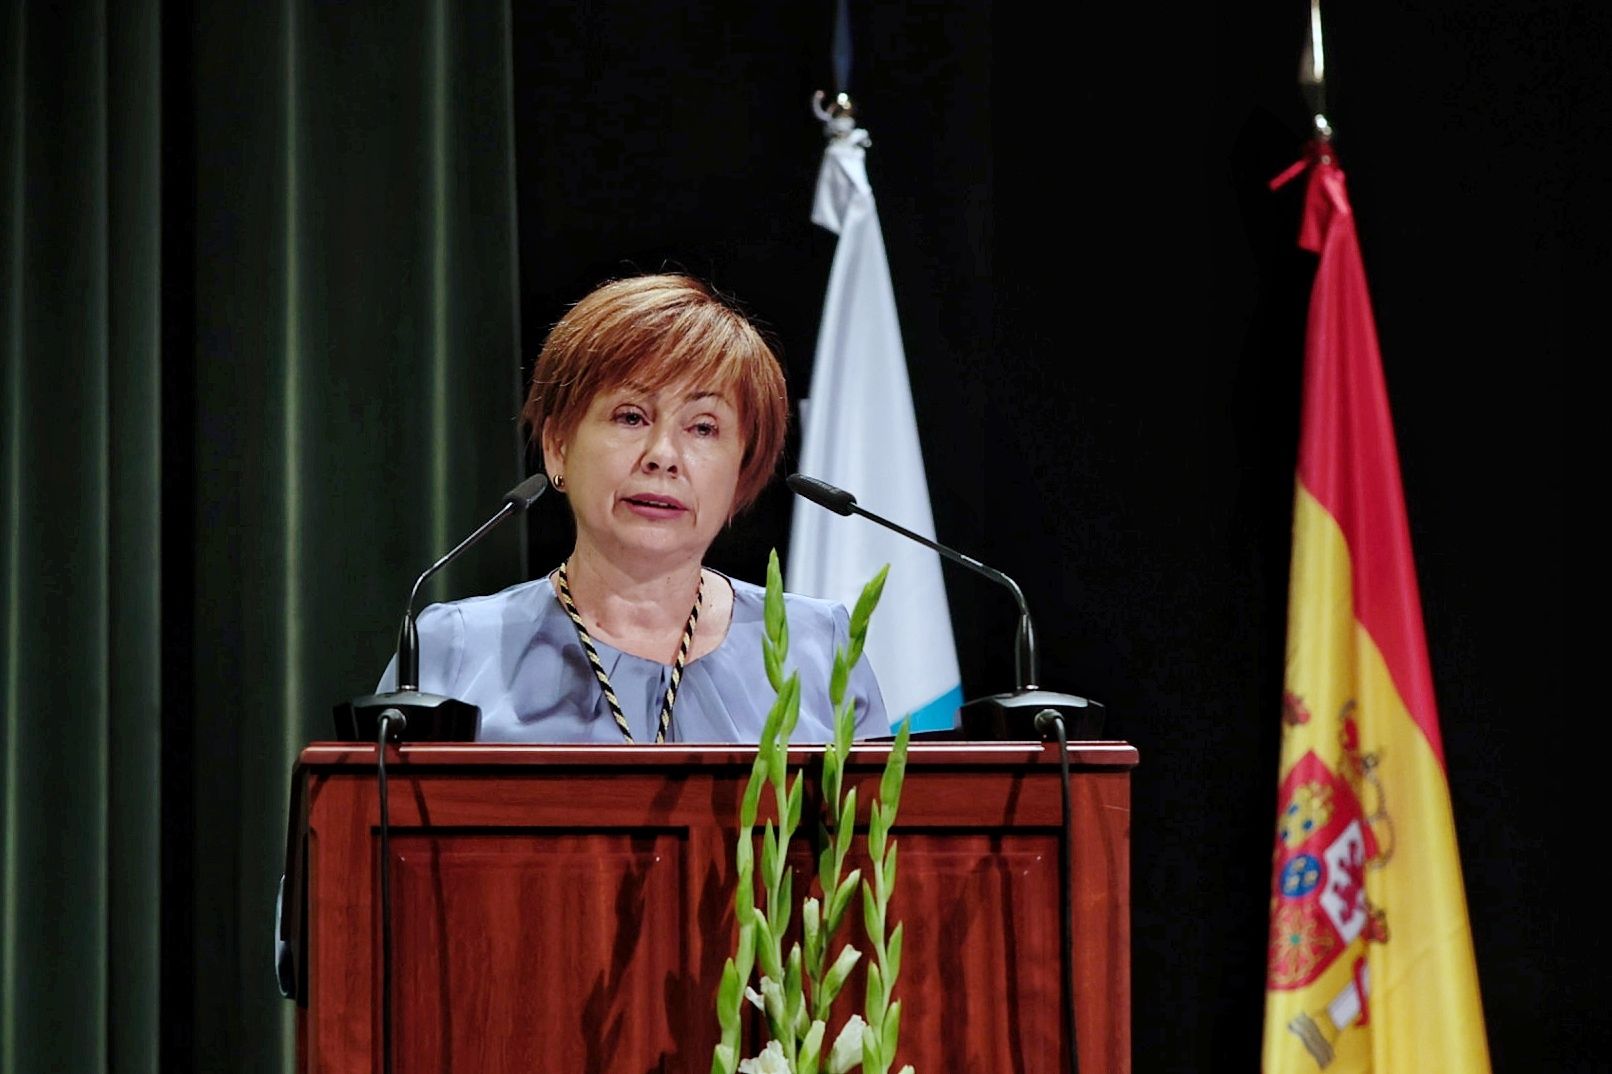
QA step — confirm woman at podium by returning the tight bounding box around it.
[377,272,886,743]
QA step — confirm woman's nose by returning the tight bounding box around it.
[641,425,680,472]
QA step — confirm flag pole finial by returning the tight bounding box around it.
[811,90,871,147]
[1299,0,1333,145]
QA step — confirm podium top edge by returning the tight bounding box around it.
[296,740,1140,770]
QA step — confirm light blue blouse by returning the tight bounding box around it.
[377,573,889,743]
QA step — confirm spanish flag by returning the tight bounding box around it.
[1261,146,1491,1073]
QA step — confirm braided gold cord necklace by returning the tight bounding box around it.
[555,560,703,743]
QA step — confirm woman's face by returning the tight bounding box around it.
[543,375,745,570]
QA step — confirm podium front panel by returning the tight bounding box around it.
[289,742,1136,1073]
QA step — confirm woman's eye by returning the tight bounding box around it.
[691,420,718,437]
[614,410,646,426]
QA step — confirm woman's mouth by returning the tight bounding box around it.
[622,493,688,517]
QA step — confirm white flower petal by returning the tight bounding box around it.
[737,1039,792,1074]
[826,1014,867,1073]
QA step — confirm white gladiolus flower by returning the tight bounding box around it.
[737,1039,792,1074]
[759,975,787,1025]
[826,1014,867,1073]
[743,983,766,1011]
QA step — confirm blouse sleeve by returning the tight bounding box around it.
[374,601,467,694]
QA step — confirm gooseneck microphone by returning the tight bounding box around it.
[787,473,1041,689]
[333,472,549,742]
[785,472,1103,740]
[395,473,549,690]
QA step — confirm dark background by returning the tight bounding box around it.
[509,1,1585,1069]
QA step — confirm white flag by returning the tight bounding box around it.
[786,130,962,733]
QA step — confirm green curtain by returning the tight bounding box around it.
[2,2,163,1071]
[2,1,525,1070]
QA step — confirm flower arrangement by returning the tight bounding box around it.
[710,552,913,1074]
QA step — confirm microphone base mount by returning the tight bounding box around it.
[959,689,1105,742]
[333,690,481,742]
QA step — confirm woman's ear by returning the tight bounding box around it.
[539,421,566,477]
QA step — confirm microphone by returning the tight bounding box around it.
[333,473,550,742]
[786,472,1103,741]
[396,473,548,689]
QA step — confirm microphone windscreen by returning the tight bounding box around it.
[786,473,857,515]
[503,473,550,510]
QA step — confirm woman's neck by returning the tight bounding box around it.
[559,544,705,655]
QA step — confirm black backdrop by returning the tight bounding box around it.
[509,1,1586,1069]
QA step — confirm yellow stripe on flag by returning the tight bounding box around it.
[1263,485,1489,1073]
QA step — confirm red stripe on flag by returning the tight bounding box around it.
[1293,158,1444,767]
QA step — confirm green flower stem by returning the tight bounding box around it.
[712,553,912,1074]
[759,551,805,1058]
[861,718,911,1074]
[806,567,886,1026]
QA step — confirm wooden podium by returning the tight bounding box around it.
[282,740,1136,1073]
